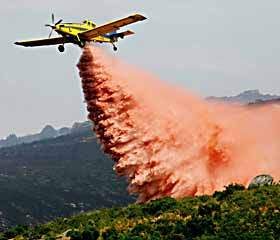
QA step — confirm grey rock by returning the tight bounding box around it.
[248,174,274,189]
[58,127,71,136]
[71,121,92,133]
[40,125,58,139]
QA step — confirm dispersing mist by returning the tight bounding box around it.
[78,44,280,202]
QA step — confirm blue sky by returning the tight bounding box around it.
[1,0,280,137]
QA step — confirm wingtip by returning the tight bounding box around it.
[132,14,147,21]
[14,41,24,46]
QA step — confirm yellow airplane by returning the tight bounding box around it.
[14,13,147,52]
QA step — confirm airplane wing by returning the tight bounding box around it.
[79,14,146,40]
[14,37,69,47]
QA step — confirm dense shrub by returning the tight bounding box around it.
[213,184,245,200]
[3,224,28,239]
[1,185,280,239]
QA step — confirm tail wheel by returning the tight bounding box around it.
[113,46,118,51]
[58,45,65,52]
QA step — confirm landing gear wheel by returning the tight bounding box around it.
[113,46,118,51]
[58,45,65,52]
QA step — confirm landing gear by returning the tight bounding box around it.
[112,42,118,51]
[58,45,65,52]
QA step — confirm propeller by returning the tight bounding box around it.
[45,14,63,38]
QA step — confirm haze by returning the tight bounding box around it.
[1,0,280,137]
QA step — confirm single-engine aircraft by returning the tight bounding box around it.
[14,13,147,52]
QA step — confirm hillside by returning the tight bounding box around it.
[1,92,280,233]
[0,127,135,232]
[1,184,280,239]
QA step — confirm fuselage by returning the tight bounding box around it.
[55,19,113,44]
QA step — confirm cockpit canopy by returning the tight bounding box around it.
[83,20,96,28]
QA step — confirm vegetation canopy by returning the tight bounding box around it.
[1,184,280,239]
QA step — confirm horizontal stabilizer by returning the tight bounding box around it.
[119,30,135,37]
[109,30,135,40]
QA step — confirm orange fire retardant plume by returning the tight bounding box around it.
[77,44,280,202]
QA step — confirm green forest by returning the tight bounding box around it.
[1,184,280,239]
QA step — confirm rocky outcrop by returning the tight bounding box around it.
[248,174,274,189]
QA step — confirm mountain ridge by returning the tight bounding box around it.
[0,121,93,149]
[207,89,280,104]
